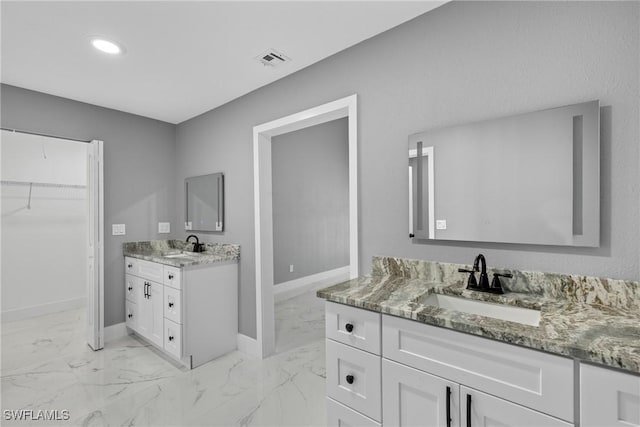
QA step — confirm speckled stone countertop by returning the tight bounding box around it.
[123,240,239,268]
[317,256,640,374]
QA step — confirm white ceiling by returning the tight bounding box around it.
[1,1,445,124]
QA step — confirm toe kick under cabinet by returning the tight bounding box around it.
[125,256,238,369]
[324,301,575,427]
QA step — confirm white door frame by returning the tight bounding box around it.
[87,139,104,350]
[253,94,358,359]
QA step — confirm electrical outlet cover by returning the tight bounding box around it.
[436,220,447,230]
[158,222,170,233]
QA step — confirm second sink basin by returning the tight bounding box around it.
[419,293,541,327]
[163,251,204,258]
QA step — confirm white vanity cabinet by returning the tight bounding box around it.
[580,363,640,427]
[124,256,238,368]
[324,301,575,427]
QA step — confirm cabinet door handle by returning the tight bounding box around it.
[128,313,133,319]
[127,263,133,268]
[168,335,174,341]
[128,286,133,291]
[168,273,174,280]
[345,375,354,385]
[168,302,174,308]
[466,393,472,427]
[345,323,354,333]
[446,386,452,427]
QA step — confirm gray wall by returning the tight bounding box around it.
[176,1,639,339]
[271,118,349,284]
[1,84,177,327]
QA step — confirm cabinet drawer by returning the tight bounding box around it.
[326,397,380,427]
[462,386,572,427]
[326,339,381,422]
[382,315,574,422]
[124,257,139,276]
[581,363,640,427]
[125,300,137,331]
[326,302,381,355]
[163,265,181,290]
[164,318,182,359]
[164,286,182,324]
[137,259,164,283]
[125,274,137,303]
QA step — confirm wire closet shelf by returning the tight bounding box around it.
[1,180,87,210]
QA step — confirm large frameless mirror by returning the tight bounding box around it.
[409,100,600,247]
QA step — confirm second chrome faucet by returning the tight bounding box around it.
[458,254,512,294]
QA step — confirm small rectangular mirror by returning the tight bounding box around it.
[409,100,599,247]
[185,172,224,232]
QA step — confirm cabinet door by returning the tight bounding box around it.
[461,386,572,427]
[137,279,152,339]
[581,363,640,427]
[383,359,459,427]
[136,279,164,347]
[147,282,164,347]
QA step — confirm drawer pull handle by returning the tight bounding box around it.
[168,335,174,341]
[168,302,174,308]
[168,274,174,280]
[345,375,354,385]
[345,323,354,333]
[466,393,472,427]
[127,263,133,268]
[128,313,133,318]
[446,386,452,427]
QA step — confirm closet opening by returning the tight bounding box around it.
[1,129,104,354]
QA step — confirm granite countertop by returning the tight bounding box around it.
[123,240,240,268]
[317,256,640,374]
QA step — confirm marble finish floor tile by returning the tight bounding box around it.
[2,299,328,426]
[274,289,327,354]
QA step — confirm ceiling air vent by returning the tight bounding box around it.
[255,49,291,67]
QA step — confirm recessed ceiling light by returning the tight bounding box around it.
[90,37,124,55]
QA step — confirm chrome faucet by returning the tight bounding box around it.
[458,254,512,294]
[186,234,205,253]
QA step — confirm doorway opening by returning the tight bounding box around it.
[1,129,104,362]
[253,94,358,358]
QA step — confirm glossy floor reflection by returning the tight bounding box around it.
[275,291,326,354]
[1,291,327,426]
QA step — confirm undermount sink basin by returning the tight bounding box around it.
[419,293,541,327]
[163,251,204,258]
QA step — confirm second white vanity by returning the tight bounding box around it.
[124,240,240,369]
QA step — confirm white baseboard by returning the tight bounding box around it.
[1,296,85,322]
[237,333,259,357]
[104,322,128,343]
[274,266,350,303]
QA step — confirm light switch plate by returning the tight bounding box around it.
[158,222,170,233]
[436,220,447,230]
[112,224,126,235]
